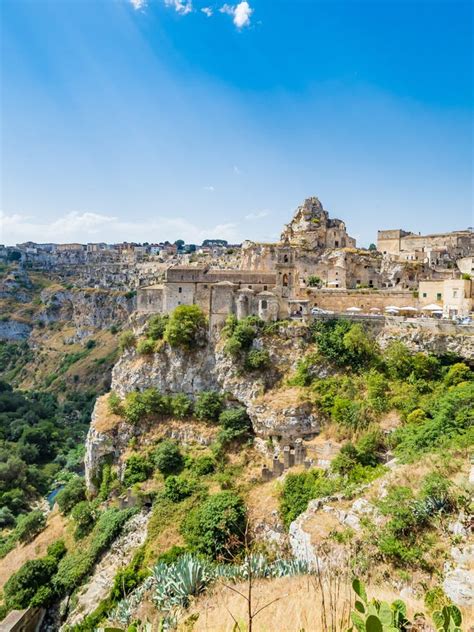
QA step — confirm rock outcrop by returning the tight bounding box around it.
[0,319,32,341]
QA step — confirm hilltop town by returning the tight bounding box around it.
[2,197,473,323]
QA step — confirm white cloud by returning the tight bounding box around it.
[203,185,215,191]
[220,1,252,28]
[0,210,240,245]
[245,210,269,221]
[164,0,193,15]
[129,0,148,9]
[201,6,213,16]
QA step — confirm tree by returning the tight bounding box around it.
[164,305,207,349]
[182,491,246,558]
[56,476,86,514]
[171,393,193,418]
[15,510,46,543]
[368,243,377,251]
[153,440,183,476]
[146,314,169,341]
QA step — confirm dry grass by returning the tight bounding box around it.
[0,510,66,590]
[170,575,437,632]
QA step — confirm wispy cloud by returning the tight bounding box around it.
[220,2,253,28]
[201,6,213,16]
[245,210,269,221]
[0,210,241,245]
[164,0,193,15]
[203,185,215,191]
[129,0,148,9]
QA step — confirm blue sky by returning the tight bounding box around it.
[0,0,472,246]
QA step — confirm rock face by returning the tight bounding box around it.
[0,319,32,341]
[377,322,474,360]
[60,511,150,629]
[38,288,135,339]
[443,544,474,607]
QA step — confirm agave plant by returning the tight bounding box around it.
[152,554,215,612]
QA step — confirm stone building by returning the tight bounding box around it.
[377,228,473,263]
[419,278,473,318]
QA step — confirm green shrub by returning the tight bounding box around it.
[384,341,414,379]
[219,407,251,434]
[146,314,169,341]
[244,348,270,371]
[153,440,183,476]
[406,408,427,424]
[56,476,86,514]
[394,382,474,460]
[123,454,153,486]
[312,319,377,369]
[122,390,150,424]
[195,391,223,421]
[14,510,46,543]
[47,539,67,561]
[4,556,58,609]
[110,547,148,601]
[191,455,216,475]
[171,393,193,418]
[164,305,207,349]
[108,392,123,415]
[280,470,339,528]
[136,338,155,355]
[71,501,98,539]
[182,491,246,558]
[444,362,472,387]
[119,330,136,352]
[331,397,364,429]
[307,275,322,287]
[163,475,197,502]
[366,370,389,414]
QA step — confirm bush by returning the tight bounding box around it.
[71,501,98,539]
[163,475,197,502]
[15,510,46,543]
[182,491,246,558]
[123,454,153,486]
[444,362,472,387]
[108,392,123,415]
[146,314,169,341]
[171,393,193,418]
[119,330,136,352]
[4,556,58,609]
[153,440,184,476]
[195,391,223,422]
[191,455,216,476]
[56,476,86,514]
[280,470,339,528]
[312,319,377,369]
[307,275,322,287]
[331,397,364,429]
[164,305,207,349]
[47,539,67,561]
[122,391,149,424]
[384,341,414,379]
[219,407,251,433]
[136,338,155,355]
[244,348,270,371]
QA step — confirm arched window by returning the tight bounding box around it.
[282,274,289,287]
[284,254,289,263]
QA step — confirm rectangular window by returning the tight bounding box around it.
[453,290,458,298]
[178,287,182,294]
[422,293,427,298]
[436,293,442,301]
[264,285,267,291]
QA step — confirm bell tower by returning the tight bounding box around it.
[276,241,297,298]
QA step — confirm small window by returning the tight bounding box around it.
[204,284,208,289]
[335,240,339,247]
[453,290,458,298]
[261,300,268,309]
[356,280,361,285]
[248,285,252,289]
[264,285,267,291]
[178,287,182,293]
[284,255,289,263]
[436,293,442,301]
[422,292,427,298]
